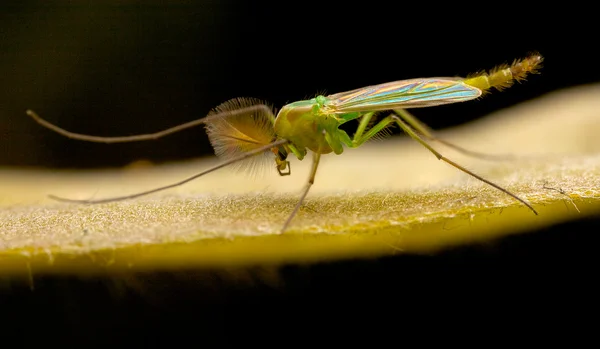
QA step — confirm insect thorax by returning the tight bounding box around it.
[273,96,336,155]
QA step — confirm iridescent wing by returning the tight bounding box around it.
[326,78,481,113]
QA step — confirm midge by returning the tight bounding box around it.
[28,53,543,233]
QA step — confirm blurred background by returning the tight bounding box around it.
[2,1,598,170]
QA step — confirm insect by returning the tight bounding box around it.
[27,53,543,234]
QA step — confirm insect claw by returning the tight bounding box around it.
[277,161,291,176]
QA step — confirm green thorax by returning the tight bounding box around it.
[273,95,340,156]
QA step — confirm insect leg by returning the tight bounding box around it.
[280,151,322,234]
[345,114,394,148]
[391,115,538,215]
[393,108,518,161]
[352,112,376,142]
[342,114,537,214]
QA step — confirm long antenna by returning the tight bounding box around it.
[26,104,274,143]
[48,139,289,204]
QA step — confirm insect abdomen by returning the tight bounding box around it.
[463,53,543,93]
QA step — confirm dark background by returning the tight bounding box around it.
[2,1,598,169]
[1,1,598,343]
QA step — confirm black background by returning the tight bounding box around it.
[1,1,598,344]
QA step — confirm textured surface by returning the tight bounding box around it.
[1,84,600,276]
